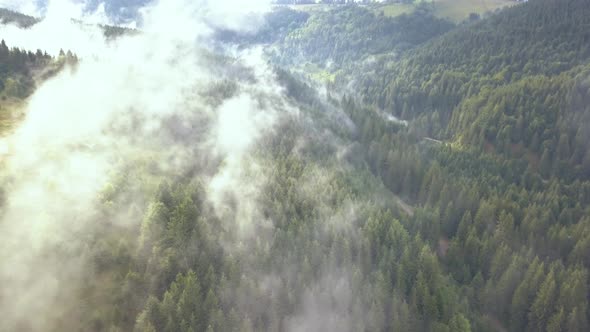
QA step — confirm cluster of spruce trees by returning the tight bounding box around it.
[260,0,590,330]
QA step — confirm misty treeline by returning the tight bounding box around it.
[0,40,78,100]
[271,5,590,329]
[254,0,590,331]
[0,0,588,331]
[0,50,474,330]
[269,6,454,67]
[0,8,38,28]
[0,8,136,40]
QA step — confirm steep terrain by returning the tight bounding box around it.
[259,1,590,331]
[0,1,588,331]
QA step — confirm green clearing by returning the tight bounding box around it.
[372,3,416,17]
[281,1,517,22]
[431,0,516,22]
[283,4,330,13]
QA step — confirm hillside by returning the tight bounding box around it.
[281,0,517,22]
[263,5,454,84]
[261,0,590,330]
[354,0,590,179]
[430,0,516,22]
[0,1,588,332]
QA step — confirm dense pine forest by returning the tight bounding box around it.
[0,0,588,331]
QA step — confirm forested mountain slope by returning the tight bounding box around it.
[267,0,590,181]
[0,34,471,331]
[258,1,590,331]
[0,40,51,98]
[356,0,590,181]
[0,40,77,132]
[361,0,590,117]
[275,5,455,66]
[0,1,588,332]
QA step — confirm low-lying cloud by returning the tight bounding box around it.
[0,1,386,331]
[0,0,286,330]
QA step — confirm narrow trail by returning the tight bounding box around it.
[423,137,444,144]
[394,195,414,217]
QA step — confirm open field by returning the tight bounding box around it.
[372,3,415,17]
[282,4,332,13]
[431,0,516,22]
[281,0,518,22]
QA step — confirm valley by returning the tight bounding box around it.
[0,1,588,331]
